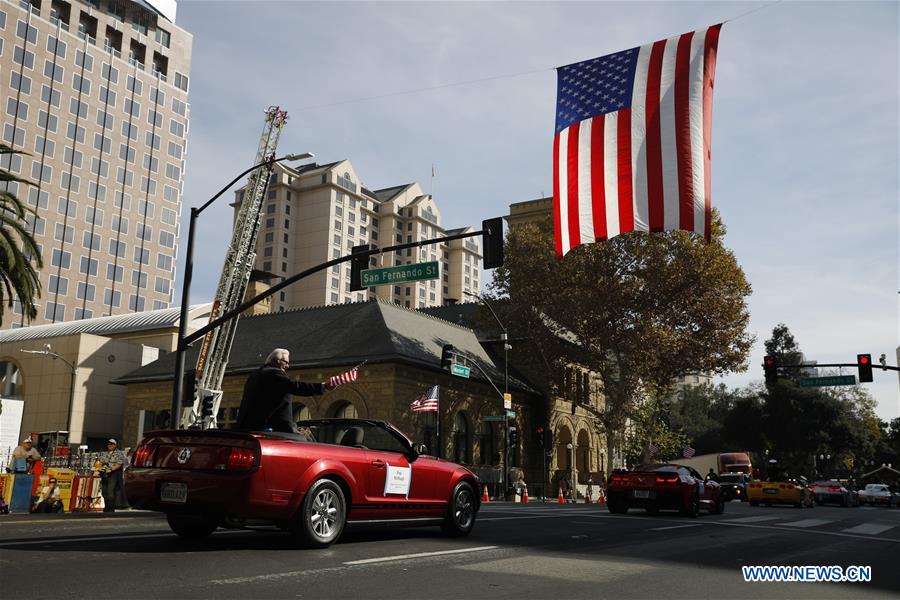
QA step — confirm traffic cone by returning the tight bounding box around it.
[597,490,606,505]
[558,485,565,504]
[585,492,592,504]
[522,487,529,504]
[482,484,490,503]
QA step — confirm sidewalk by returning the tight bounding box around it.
[0,508,157,522]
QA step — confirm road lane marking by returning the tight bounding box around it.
[779,519,834,528]
[343,545,499,565]
[721,516,782,523]
[0,529,252,547]
[841,523,896,535]
[647,524,703,531]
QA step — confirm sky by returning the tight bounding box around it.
[172,1,899,422]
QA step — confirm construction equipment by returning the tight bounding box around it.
[178,107,289,429]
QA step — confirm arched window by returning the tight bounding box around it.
[293,404,310,422]
[0,361,22,397]
[479,420,494,465]
[332,402,357,419]
[453,412,469,464]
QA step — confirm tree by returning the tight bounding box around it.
[489,211,754,471]
[764,323,804,382]
[1,144,42,322]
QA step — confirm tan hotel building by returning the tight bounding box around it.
[1,0,191,328]
[234,160,482,312]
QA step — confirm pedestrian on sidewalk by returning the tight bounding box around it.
[100,439,126,513]
[32,477,64,513]
[6,437,41,474]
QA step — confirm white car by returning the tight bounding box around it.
[858,484,892,506]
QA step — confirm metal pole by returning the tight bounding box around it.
[171,207,198,425]
[66,365,75,435]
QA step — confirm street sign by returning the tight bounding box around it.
[800,375,857,387]
[451,363,470,378]
[359,261,439,287]
[503,393,512,409]
[506,410,517,418]
[482,415,505,422]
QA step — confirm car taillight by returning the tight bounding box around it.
[828,487,840,492]
[609,475,625,483]
[655,476,679,485]
[225,447,256,471]
[132,444,156,467]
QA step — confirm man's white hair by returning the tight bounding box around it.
[266,348,290,366]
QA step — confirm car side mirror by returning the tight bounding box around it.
[413,443,428,455]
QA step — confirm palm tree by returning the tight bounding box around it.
[1,143,42,323]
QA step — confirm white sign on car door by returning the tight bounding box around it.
[384,465,412,497]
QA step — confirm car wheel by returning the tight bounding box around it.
[166,513,218,539]
[441,481,477,537]
[712,494,725,515]
[296,478,346,548]
[681,493,700,518]
[608,499,628,514]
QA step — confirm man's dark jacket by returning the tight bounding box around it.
[236,366,324,432]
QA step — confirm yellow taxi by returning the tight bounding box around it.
[748,475,815,508]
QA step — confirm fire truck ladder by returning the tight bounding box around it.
[180,106,289,429]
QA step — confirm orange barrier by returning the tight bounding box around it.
[522,488,529,504]
[482,484,490,503]
[558,485,565,504]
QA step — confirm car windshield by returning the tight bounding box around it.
[634,464,679,473]
[719,474,744,483]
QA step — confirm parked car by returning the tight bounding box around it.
[812,480,859,507]
[747,476,815,508]
[606,464,724,517]
[858,483,893,506]
[125,418,481,547]
[718,473,750,502]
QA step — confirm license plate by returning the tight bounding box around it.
[160,482,187,504]
[764,488,778,495]
[634,490,650,499]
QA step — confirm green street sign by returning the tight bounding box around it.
[451,363,471,378]
[360,261,439,287]
[506,410,517,418]
[800,375,857,387]
[482,415,505,422]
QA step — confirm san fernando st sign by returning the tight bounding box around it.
[360,261,439,287]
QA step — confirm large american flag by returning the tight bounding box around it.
[683,446,696,458]
[553,25,722,257]
[410,385,440,413]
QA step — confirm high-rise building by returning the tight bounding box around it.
[234,160,481,312]
[2,0,191,328]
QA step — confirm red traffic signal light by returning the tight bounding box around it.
[857,353,873,383]
[763,356,778,385]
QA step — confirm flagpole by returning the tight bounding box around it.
[436,391,441,459]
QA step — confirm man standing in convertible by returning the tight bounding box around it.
[236,348,337,433]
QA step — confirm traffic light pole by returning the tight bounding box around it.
[182,229,495,348]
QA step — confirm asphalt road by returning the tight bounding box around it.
[1,501,898,599]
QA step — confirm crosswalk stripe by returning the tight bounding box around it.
[780,519,834,528]
[722,516,781,523]
[841,523,896,535]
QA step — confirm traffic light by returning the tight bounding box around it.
[508,426,518,447]
[535,426,545,448]
[482,217,504,269]
[440,344,455,370]
[763,356,778,385]
[857,354,873,383]
[349,244,369,292]
[200,391,216,419]
[182,369,197,407]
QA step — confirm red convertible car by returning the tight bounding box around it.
[125,418,480,547]
[606,464,724,516]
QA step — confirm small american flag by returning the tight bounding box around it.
[648,442,658,456]
[553,25,722,257]
[327,362,363,388]
[410,385,439,413]
[683,446,696,458]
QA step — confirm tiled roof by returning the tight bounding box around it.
[114,299,538,394]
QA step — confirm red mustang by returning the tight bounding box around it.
[606,464,724,516]
[125,419,480,547]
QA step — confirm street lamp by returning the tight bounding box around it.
[463,290,512,497]
[172,152,314,424]
[20,344,76,435]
